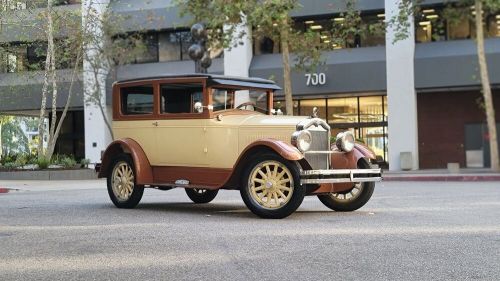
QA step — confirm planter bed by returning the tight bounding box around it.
[0,168,97,180]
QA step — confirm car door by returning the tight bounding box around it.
[154,81,208,167]
[113,83,157,162]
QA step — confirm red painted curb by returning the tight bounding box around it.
[383,175,500,182]
[0,188,9,194]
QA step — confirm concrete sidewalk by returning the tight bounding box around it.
[383,168,500,181]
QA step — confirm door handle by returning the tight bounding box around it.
[152,121,159,127]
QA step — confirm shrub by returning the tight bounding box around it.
[14,154,29,167]
[37,157,50,170]
[2,162,18,170]
[80,158,91,168]
[60,155,78,169]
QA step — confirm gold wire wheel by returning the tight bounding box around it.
[248,160,294,209]
[111,161,135,201]
[329,182,363,202]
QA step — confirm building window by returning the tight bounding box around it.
[254,11,386,55]
[328,97,358,123]
[415,6,500,43]
[299,99,327,120]
[133,33,158,64]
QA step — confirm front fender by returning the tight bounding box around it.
[98,138,153,185]
[240,138,304,161]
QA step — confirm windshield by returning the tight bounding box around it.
[212,88,271,114]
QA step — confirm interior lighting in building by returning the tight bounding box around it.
[496,15,500,19]
[305,20,315,24]
[320,35,328,39]
[419,21,431,26]
[324,40,331,43]
[273,23,278,26]
[423,27,428,31]
[423,9,435,13]
[310,25,323,30]
[426,14,438,19]
[334,17,345,22]
[377,14,385,18]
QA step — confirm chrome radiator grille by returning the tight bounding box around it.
[304,129,330,170]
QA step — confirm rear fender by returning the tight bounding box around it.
[98,138,153,185]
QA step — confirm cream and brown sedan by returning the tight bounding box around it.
[98,74,382,219]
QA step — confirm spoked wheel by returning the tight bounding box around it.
[107,154,144,208]
[185,188,218,204]
[240,153,305,219]
[317,160,375,212]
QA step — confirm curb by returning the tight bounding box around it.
[383,175,500,182]
[0,188,10,194]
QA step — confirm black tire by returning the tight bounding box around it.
[317,160,375,212]
[185,188,218,204]
[240,153,305,219]
[107,154,144,209]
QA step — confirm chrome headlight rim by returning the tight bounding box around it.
[291,130,312,152]
[336,131,355,152]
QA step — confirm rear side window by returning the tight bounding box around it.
[160,83,203,114]
[121,85,154,115]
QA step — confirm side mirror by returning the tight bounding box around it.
[194,102,203,113]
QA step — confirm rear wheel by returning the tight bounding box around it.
[240,153,305,219]
[317,160,375,212]
[185,188,218,204]
[107,154,144,208]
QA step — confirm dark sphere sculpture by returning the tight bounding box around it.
[188,43,204,61]
[190,23,206,41]
[200,52,212,69]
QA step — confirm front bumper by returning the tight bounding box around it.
[300,168,382,184]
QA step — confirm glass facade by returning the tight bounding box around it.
[415,6,500,43]
[275,95,388,164]
[254,10,385,55]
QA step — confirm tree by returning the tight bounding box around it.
[175,0,327,115]
[82,5,148,139]
[390,0,500,171]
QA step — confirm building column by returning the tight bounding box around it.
[223,21,253,105]
[82,0,112,165]
[385,0,419,170]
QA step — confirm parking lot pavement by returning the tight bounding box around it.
[0,180,499,281]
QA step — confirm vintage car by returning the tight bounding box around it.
[98,74,382,219]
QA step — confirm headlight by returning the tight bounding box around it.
[336,131,355,152]
[291,130,312,152]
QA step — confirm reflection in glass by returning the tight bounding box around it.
[359,96,384,122]
[328,98,358,123]
[300,99,327,119]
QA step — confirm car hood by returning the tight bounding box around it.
[217,113,309,128]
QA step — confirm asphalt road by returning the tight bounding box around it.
[0,180,499,281]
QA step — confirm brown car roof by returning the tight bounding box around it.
[116,74,282,90]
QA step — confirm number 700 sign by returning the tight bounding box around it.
[305,73,326,86]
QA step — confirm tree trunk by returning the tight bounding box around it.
[44,0,58,160]
[475,0,499,171]
[280,20,293,116]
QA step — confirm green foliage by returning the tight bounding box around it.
[59,155,77,169]
[36,156,50,170]
[80,158,91,168]
[2,162,19,170]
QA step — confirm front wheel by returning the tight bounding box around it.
[317,160,375,212]
[107,154,144,208]
[185,188,218,204]
[240,153,305,219]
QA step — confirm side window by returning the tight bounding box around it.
[160,83,203,114]
[121,85,154,115]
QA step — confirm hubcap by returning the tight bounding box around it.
[329,182,363,202]
[112,161,134,201]
[248,160,294,209]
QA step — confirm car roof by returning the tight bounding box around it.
[115,74,282,90]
